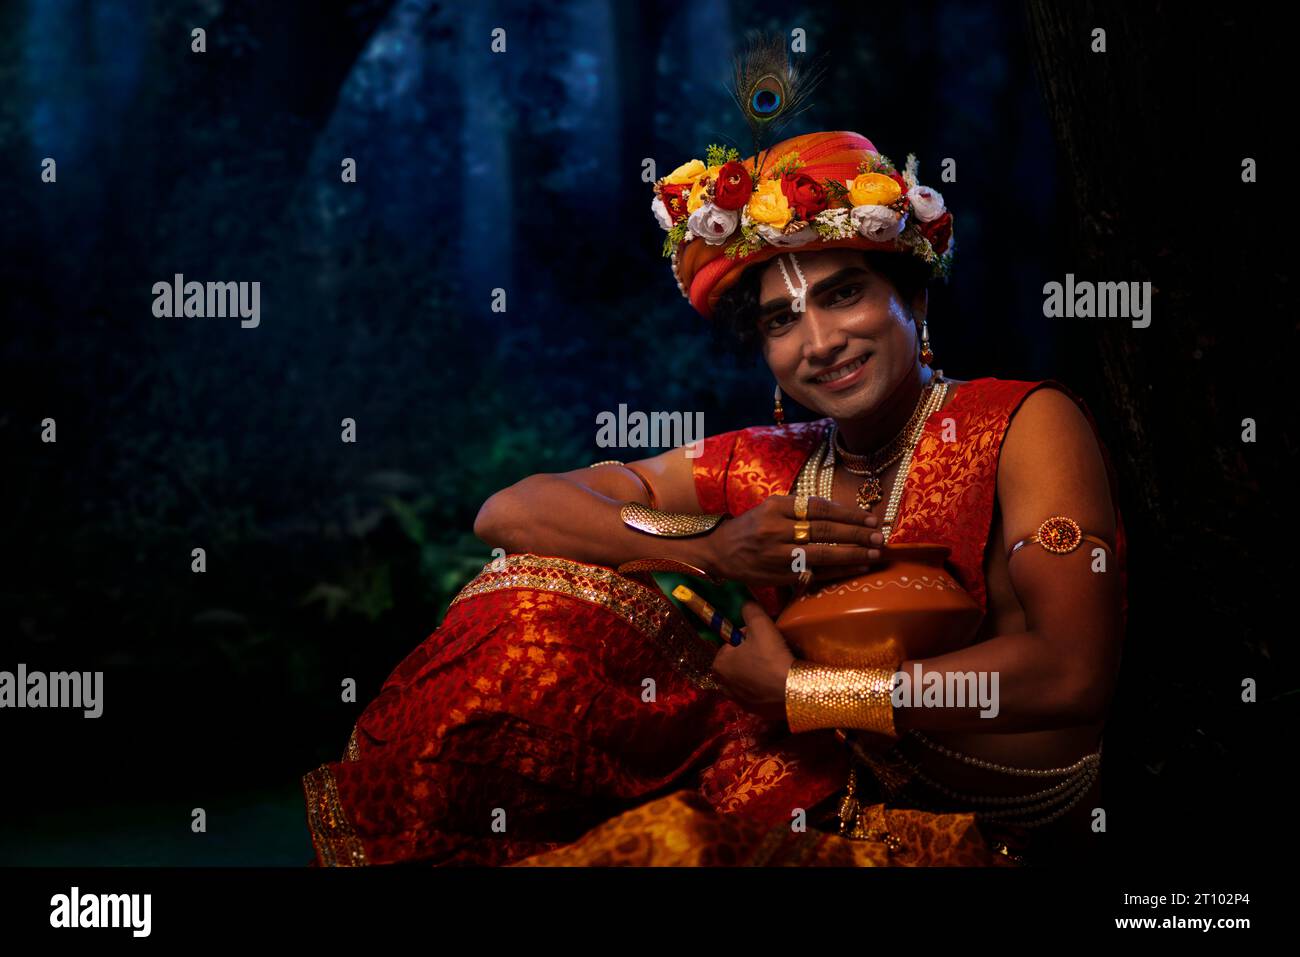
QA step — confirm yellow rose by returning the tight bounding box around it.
[747,179,792,229]
[664,159,707,185]
[849,172,902,207]
[687,165,722,212]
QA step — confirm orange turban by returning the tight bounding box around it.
[662,130,953,321]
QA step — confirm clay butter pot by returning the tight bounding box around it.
[775,543,981,668]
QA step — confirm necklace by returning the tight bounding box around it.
[832,371,946,530]
[834,378,940,471]
[791,370,948,543]
[833,377,944,509]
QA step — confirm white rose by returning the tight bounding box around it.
[757,223,817,246]
[687,203,739,244]
[651,196,674,231]
[906,185,945,223]
[814,207,855,240]
[852,205,907,242]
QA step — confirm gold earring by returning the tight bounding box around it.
[919,317,934,366]
[773,381,786,425]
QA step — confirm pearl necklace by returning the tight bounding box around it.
[834,376,947,513]
[795,371,948,543]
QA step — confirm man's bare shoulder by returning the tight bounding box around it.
[1000,386,1105,477]
[1005,386,1096,446]
[997,385,1115,538]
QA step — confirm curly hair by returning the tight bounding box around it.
[709,250,934,358]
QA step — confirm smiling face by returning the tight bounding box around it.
[755,248,926,422]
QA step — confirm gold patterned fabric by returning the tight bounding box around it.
[511,788,1011,867]
[303,764,368,866]
[449,553,720,691]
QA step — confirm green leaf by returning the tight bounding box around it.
[385,496,427,546]
[661,222,688,257]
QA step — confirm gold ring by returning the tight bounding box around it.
[793,520,811,543]
[794,494,809,521]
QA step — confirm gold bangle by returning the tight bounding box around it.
[617,558,722,584]
[620,502,724,538]
[785,661,898,738]
[622,464,661,511]
[590,461,661,510]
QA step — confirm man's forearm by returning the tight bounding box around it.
[473,473,718,571]
[892,629,1116,733]
[787,629,1118,736]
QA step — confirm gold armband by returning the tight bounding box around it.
[1008,515,1113,562]
[590,460,661,510]
[785,661,898,738]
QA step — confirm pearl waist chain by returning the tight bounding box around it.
[843,730,1103,830]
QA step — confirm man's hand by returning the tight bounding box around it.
[710,601,797,724]
[702,495,883,587]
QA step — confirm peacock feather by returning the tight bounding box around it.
[728,33,826,175]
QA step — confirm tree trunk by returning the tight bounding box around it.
[1022,0,1295,854]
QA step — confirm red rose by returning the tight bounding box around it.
[659,183,691,224]
[780,172,830,221]
[920,211,953,254]
[888,170,908,193]
[713,160,754,210]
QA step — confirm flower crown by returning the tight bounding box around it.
[652,144,954,280]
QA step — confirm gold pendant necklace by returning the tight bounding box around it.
[836,443,907,509]
[834,375,943,512]
[792,371,948,542]
[853,475,884,509]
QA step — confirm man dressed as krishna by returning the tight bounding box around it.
[303,36,1127,868]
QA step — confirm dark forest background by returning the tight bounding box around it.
[1,0,1293,865]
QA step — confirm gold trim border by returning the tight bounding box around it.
[344,726,360,762]
[303,765,368,867]
[448,554,719,691]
